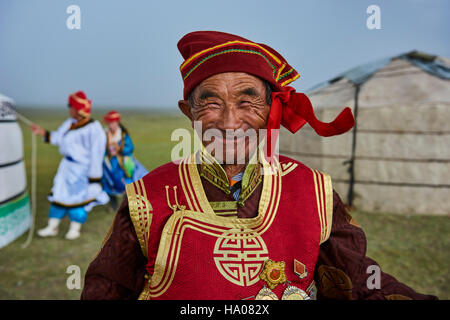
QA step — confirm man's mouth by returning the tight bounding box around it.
[211,133,250,148]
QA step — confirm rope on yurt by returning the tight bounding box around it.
[14,111,37,249]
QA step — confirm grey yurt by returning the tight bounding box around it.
[279,51,450,215]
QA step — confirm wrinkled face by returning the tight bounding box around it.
[107,120,120,133]
[179,72,271,164]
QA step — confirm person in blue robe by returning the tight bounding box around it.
[101,111,147,211]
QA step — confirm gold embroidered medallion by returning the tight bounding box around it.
[259,259,287,290]
[213,231,269,287]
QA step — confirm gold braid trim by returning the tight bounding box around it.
[312,170,334,244]
[322,172,333,242]
[126,179,153,258]
[127,179,154,300]
[138,274,152,300]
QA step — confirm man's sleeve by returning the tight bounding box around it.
[314,190,438,300]
[81,197,147,300]
[45,118,72,145]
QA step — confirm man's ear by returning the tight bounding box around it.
[178,100,193,121]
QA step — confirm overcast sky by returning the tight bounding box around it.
[1,0,449,109]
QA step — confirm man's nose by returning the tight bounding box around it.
[220,105,243,131]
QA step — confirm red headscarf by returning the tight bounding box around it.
[68,91,91,117]
[103,110,121,123]
[178,31,355,157]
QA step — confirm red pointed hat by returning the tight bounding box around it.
[68,90,91,117]
[103,110,121,123]
[178,31,355,153]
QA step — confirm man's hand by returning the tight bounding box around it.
[30,123,46,136]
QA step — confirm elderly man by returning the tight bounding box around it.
[81,31,436,300]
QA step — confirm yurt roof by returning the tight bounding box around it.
[0,93,16,121]
[307,51,450,109]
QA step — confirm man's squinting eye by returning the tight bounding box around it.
[240,100,253,106]
[203,102,221,109]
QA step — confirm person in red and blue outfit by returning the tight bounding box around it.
[101,111,147,211]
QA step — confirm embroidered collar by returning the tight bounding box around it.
[69,117,93,130]
[197,146,262,207]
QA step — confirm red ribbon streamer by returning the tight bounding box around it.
[265,86,355,159]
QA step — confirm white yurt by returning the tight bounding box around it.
[280,51,450,216]
[0,93,31,248]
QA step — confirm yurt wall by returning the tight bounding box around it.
[0,95,31,248]
[280,56,450,216]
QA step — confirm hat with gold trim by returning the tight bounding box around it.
[178,31,299,100]
[68,90,91,117]
[103,110,121,123]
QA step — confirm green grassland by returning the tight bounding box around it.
[0,108,448,299]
